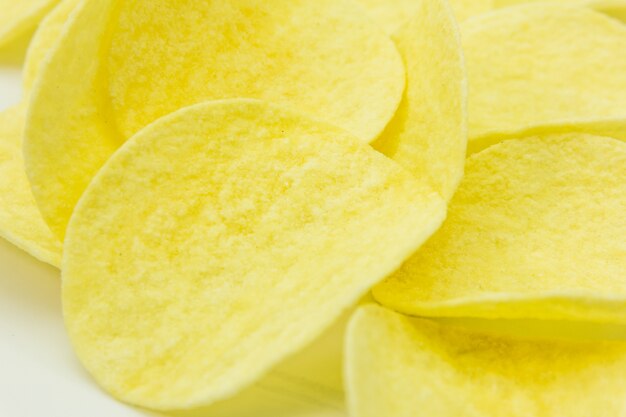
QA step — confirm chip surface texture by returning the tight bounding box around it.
[62,99,446,410]
[25,0,406,239]
[372,0,467,201]
[463,4,626,152]
[346,304,626,417]
[374,134,626,323]
[0,105,61,266]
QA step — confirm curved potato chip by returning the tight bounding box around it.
[25,0,405,239]
[0,105,60,266]
[594,0,626,21]
[346,304,626,417]
[62,99,446,410]
[23,0,79,91]
[492,0,626,22]
[449,0,494,21]
[0,0,58,51]
[374,134,626,323]
[359,0,492,33]
[0,0,78,267]
[463,5,626,153]
[372,0,467,201]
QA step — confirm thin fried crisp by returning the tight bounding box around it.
[359,0,492,32]
[0,0,59,51]
[23,0,79,91]
[346,305,626,417]
[463,4,626,153]
[0,0,78,267]
[62,99,446,411]
[374,134,626,323]
[372,0,467,201]
[25,0,406,239]
[0,105,60,266]
[492,0,626,22]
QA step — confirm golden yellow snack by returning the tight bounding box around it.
[372,0,467,201]
[0,105,60,266]
[346,304,626,417]
[463,4,626,153]
[23,0,79,91]
[359,0,492,33]
[62,99,446,411]
[593,0,626,21]
[493,0,626,23]
[374,134,626,323]
[25,0,406,239]
[0,0,58,51]
[0,0,79,267]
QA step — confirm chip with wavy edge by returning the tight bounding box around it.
[372,0,467,201]
[25,0,405,239]
[346,304,626,417]
[62,99,446,411]
[463,4,626,153]
[374,134,626,323]
[0,105,60,267]
[359,0,492,33]
[0,0,59,51]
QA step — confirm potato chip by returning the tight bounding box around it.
[463,4,626,153]
[359,0,492,33]
[25,0,406,239]
[594,0,626,21]
[0,0,79,267]
[62,99,446,410]
[346,304,626,417]
[493,0,626,22]
[0,0,59,51]
[23,0,79,91]
[0,105,60,267]
[374,134,626,323]
[372,0,467,201]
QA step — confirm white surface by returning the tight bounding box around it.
[0,66,347,417]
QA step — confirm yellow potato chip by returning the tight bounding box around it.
[493,0,626,22]
[450,0,494,21]
[23,0,79,91]
[359,0,492,33]
[374,134,626,323]
[372,0,467,201]
[594,0,626,21]
[346,304,626,417]
[25,0,406,239]
[0,0,78,267]
[463,4,626,153]
[0,105,60,267]
[0,0,59,51]
[62,99,446,411]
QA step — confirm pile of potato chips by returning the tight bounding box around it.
[1,0,625,415]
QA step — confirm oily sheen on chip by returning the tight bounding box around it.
[62,99,446,411]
